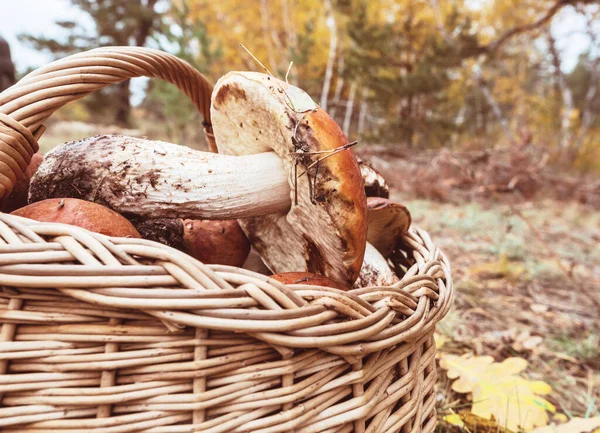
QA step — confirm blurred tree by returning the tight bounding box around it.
[142,0,222,148]
[19,0,163,127]
[568,52,600,115]
[340,0,482,147]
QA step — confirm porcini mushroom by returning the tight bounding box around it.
[243,248,271,275]
[354,242,399,288]
[30,73,368,286]
[211,72,367,285]
[30,135,291,220]
[133,218,250,267]
[12,198,141,238]
[367,197,412,257]
[352,198,412,288]
[358,157,389,198]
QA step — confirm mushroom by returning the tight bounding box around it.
[211,71,367,285]
[30,135,291,220]
[366,197,412,257]
[11,198,141,238]
[358,157,389,198]
[133,218,250,267]
[351,198,412,288]
[30,73,367,286]
[242,248,271,275]
[270,272,347,291]
[353,242,399,288]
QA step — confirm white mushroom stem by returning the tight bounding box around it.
[353,242,400,288]
[242,249,272,275]
[30,135,291,220]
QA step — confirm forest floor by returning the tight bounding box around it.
[397,195,600,427]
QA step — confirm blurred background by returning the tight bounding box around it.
[1,0,599,166]
[0,0,599,429]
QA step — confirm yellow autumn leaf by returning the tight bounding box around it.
[469,253,525,281]
[434,332,448,350]
[442,411,515,432]
[531,416,600,433]
[552,413,568,423]
[439,354,555,431]
[439,354,494,393]
[443,413,465,427]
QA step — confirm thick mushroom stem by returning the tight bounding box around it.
[29,135,291,220]
[353,242,400,288]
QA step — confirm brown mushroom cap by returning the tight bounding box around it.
[132,218,250,267]
[357,157,389,198]
[12,198,141,238]
[271,272,348,291]
[212,71,367,286]
[367,197,412,257]
[182,219,250,267]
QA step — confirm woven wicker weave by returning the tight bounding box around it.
[0,47,453,432]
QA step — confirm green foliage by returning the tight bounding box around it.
[18,0,163,126]
[142,0,222,148]
[567,52,600,119]
[342,1,482,147]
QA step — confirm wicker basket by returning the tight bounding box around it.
[0,47,453,432]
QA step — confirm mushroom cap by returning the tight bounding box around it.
[12,198,141,238]
[271,272,347,291]
[132,218,251,267]
[211,71,367,286]
[182,219,250,267]
[367,197,412,257]
[357,158,389,198]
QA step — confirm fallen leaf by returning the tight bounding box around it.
[531,416,600,433]
[441,411,514,432]
[470,254,525,281]
[439,354,555,431]
[552,413,568,423]
[443,413,465,427]
[435,332,448,350]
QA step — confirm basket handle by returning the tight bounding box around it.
[0,46,216,200]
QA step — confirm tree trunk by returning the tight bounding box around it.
[343,82,358,136]
[281,0,298,85]
[259,0,280,73]
[548,33,574,153]
[113,0,157,128]
[357,87,369,137]
[320,0,337,110]
[572,12,600,155]
[329,54,345,119]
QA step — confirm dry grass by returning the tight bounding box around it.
[396,196,600,427]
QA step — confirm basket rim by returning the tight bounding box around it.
[0,212,453,359]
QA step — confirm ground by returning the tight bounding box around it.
[395,195,600,426]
